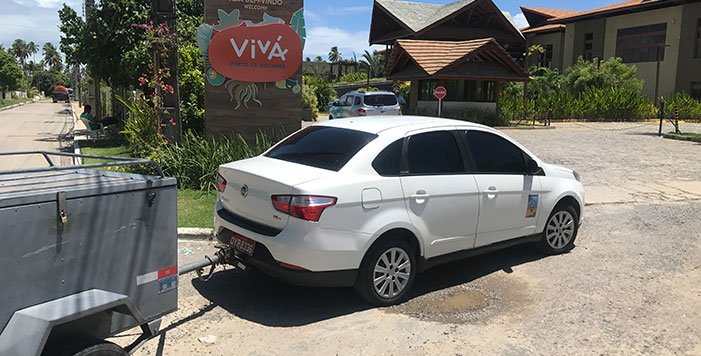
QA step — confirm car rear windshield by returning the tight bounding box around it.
[364,94,397,106]
[265,126,377,171]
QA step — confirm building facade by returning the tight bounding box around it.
[522,0,701,100]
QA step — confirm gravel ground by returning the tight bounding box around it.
[125,122,701,356]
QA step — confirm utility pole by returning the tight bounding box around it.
[152,0,182,143]
[654,44,671,107]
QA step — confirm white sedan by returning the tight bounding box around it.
[214,116,584,306]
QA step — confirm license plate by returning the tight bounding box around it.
[230,233,256,256]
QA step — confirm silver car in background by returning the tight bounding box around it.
[329,90,401,120]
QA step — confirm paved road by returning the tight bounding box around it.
[0,101,73,170]
[127,122,701,356]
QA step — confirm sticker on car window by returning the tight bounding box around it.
[526,194,539,218]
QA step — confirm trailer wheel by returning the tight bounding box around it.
[51,339,127,356]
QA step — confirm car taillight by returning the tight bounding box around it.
[271,195,337,222]
[216,174,227,192]
[358,108,366,116]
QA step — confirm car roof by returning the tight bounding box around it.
[315,116,491,135]
[345,90,395,96]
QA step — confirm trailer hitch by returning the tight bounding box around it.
[178,247,232,281]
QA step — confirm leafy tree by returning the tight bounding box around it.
[303,75,337,111]
[565,57,643,95]
[314,56,323,62]
[176,0,205,133]
[0,50,23,99]
[360,50,383,78]
[59,1,149,87]
[31,69,70,95]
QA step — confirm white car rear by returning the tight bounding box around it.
[214,116,584,305]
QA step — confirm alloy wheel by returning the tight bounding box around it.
[373,247,411,298]
[546,210,575,249]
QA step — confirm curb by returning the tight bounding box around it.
[178,228,214,240]
[662,133,701,143]
[498,125,556,130]
[0,100,34,112]
[70,102,83,164]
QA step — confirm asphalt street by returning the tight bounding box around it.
[0,101,73,171]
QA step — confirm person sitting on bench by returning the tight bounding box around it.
[80,105,119,130]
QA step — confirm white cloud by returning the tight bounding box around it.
[335,6,373,13]
[304,26,383,60]
[512,13,529,29]
[11,0,81,9]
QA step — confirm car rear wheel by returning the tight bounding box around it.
[355,237,416,306]
[538,204,578,254]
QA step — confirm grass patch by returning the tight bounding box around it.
[81,140,217,228]
[177,189,217,228]
[666,132,701,140]
[0,97,31,109]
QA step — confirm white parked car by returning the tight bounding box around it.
[214,117,584,306]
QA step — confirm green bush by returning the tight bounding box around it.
[338,72,368,83]
[153,130,273,190]
[566,57,643,95]
[116,94,164,158]
[665,92,701,120]
[302,84,319,119]
[303,75,337,111]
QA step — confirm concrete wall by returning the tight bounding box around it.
[417,100,496,115]
[526,31,566,72]
[674,2,701,95]
[572,18,606,65]
[603,6,684,99]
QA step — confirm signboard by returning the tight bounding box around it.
[433,86,447,99]
[200,0,305,138]
[434,86,446,117]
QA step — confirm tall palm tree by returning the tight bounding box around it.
[42,42,63,72]
[361,50,383,78]
[27,41,38,63]
[328,46,341,63]
[10,39,28,67]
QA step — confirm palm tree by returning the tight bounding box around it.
[361,50,383,78]
[328,46,341,63]
[42,42,63,72]
[314,56,323,62]
[27,41,38,63]
[10,39,28,67]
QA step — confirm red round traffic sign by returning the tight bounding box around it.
[434,86,447,99]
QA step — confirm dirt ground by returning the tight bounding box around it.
[124,121,701,356]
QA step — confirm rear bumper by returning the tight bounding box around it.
[216,228,357,287]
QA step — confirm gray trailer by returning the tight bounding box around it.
[0,152,185,356]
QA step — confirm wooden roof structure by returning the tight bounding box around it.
[369,0,525,46]
[386,38,529,82]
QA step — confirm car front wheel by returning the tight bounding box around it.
[355,237,416,306]
[538,204,578,254]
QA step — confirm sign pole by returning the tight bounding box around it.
[433,86,447,118]
[438,98,442,117]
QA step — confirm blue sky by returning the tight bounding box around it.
[1,0,621,61]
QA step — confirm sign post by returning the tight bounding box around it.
[433,86,447,117]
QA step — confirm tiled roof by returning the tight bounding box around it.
[520,6,581,19]
[554,0,668,22]
[521,23,566,34]
[392,38,527,78]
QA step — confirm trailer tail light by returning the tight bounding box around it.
[271,195,337,222]
[216,174,227,192]
[358,108,366,116]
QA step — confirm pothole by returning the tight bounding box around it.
[384,273,531,324]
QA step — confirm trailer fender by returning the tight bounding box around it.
[0,289,145,356]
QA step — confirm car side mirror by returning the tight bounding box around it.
[526,158,542,175]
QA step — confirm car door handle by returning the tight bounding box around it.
[486,187,499,198]
[410,192,430,204]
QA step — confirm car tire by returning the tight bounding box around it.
[355,237,416,306]
[538,204,579,255]
[49,338,127,356]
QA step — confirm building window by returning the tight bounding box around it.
[538,44,553,68]
[694,18,701,58]
[583,33,594,60]
[692,82,701,100]
[615,23,667,63]
[418,80,494,102]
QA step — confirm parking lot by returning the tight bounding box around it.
[128,121,701,356]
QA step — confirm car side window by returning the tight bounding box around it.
[407,131,464,175]
[338,96,348,106]
[465,130,526,174]
[372,139,403,176]
[354,96,362,105]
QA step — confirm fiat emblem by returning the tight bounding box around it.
[240,184,248,197]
